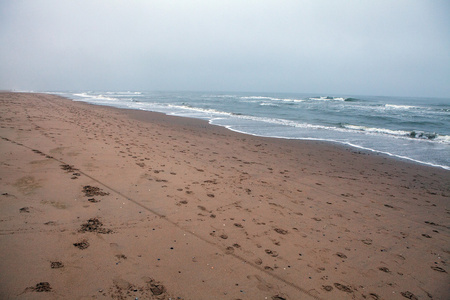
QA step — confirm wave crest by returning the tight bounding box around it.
[342,124,449,143]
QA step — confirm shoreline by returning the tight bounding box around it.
[1,92,449,299]
[57,92,450,171]
[223,126,450,171]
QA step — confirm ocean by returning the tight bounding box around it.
[50,91,450,170]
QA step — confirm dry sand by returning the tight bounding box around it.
[0,92,449,300]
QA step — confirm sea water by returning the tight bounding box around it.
[50,91,450,170]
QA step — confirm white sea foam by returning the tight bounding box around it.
[385,104,419,110]
[240,96,272,100]
[343,125,410,137]
[342,124,450,144]
[260,102,280,107]
[203,94,236,98]
[435,135,450,144]
[105,91,142,95]
[309,96,346,101]
[73,93,118,101]
[228,114,340,132]
[241,96,304,103]
[166,104,236,116]
[278,98,304,103]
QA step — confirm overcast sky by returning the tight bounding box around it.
[1,0,449,97]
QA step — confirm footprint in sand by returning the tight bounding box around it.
[73,239,90,250]
[265,249,279,257]
[271,295,286,300]
[197,205,208,211]
[430,266,446,273]
[108,277,169,299]
[50,261,64,269]
[274,228,288,235]
[366,293,381,300]
[82,186,110,197]
[115,254,127,260]
[225,246,234,254]
[378,267,391,273]
[362,239,373,245]
[322,285,333,292]
[400,291,418,300]
[334,283,353,293]
[247,274,274,292]
[19,207,30,213]
[79,218,112,234]
[60,165,79,176]
[25,282,52,293]
[335,252,347,259]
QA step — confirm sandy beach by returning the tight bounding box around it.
[0,92,449,299]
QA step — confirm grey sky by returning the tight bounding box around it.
[1,0,449,97]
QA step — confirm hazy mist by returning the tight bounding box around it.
[1,0,449,97]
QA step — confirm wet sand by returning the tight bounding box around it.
[0,92,449,299]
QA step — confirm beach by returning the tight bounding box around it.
[0,92,448,299]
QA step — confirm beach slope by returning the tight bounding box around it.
[0,92,449,299]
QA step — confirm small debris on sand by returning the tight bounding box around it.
[50,261,64,269]
[79,218,112,234]
[26,282,52,292]
[60,164,78,172]
[73,239,90,250]
[82,186,110,197]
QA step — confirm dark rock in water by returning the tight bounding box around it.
[409,131,437,140]
[425,133,437,140]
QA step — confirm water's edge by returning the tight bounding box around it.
[47,91,449,171]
